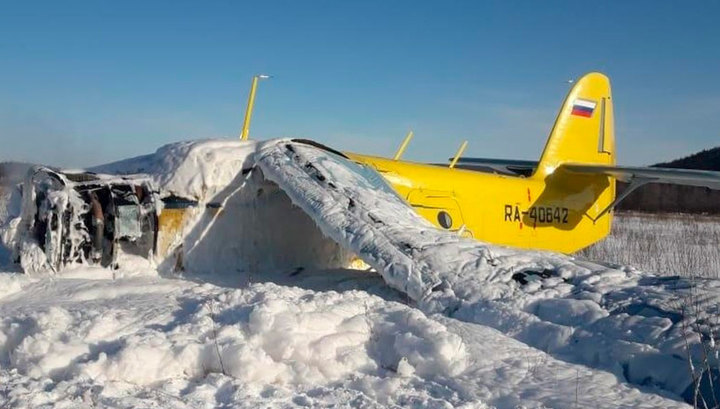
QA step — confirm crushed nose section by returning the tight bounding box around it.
[13,167,158,274]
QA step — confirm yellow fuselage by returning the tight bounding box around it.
[346,153,614,254]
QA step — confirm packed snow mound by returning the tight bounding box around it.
[0,282,463,386]
[0,270,688,408]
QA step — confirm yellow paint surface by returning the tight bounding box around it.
[157,208,189,258]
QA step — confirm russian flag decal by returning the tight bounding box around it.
[571,98,596,118]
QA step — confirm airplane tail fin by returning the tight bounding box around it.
[534,72,615,179]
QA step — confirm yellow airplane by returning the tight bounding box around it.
[17,72,720,275]
[345,72,720,253]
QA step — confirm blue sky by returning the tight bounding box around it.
[1,1,718,167]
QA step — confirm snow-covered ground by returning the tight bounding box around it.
[580,212,720,278]
[0,266,687,408]
[0,139,714,408]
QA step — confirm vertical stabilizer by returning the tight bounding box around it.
[535,72,615,179]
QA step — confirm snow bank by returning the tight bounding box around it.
[0,270,688,408]
[0,277,465,386]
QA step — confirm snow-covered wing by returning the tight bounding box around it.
[562,163,720,188]
[255,140,447,300]
[254,141,589,308]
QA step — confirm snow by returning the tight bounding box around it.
[0,268,687,408]
[0,138,709,407]
[91,140,259,202]
[0,183,22,271]
[174,169,355,276]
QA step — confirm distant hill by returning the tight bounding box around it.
[653,147,720,171]
[618,146,720,214]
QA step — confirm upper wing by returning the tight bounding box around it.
[561,164,720,189]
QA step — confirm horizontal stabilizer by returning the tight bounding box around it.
[561,164,720,189]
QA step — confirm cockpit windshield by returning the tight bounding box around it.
[289,139,404,202]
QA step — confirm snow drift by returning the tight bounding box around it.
[1,267,686,408]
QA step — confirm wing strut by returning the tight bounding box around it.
[590,177,650,222]
[393,131,414,160]
[449,141,469,169]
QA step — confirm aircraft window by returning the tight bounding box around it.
[437,211,453,229]
[291,139,349,159]
[295,143,405,202]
